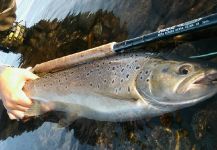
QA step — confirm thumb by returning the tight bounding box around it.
[26,67,32,71]
[22,70,39,80]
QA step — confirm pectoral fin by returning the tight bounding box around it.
[24,100,54,117]
[24,101,42,117]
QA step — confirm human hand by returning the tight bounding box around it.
[0,67,38,120]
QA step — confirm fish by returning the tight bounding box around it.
[23,52,217,122]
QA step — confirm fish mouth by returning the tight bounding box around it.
[193,72,217,85]
[163,70,217,107]
[177,70,217,94]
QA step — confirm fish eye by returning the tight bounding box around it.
[178,64,192,75]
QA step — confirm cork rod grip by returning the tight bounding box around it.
[33,42,116,73]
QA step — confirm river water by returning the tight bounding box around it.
[0,0,217,149]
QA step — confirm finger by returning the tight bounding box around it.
[26,67,32,70]
[15,91,32,107]
[9,103,29,112]
[3,100,29,111]
[8,112,17,120]
[9,110,24,119]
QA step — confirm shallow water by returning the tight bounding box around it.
[0,0,217,149]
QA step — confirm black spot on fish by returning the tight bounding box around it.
[87,73,90,76]
[109,62,111,64]
[97,65,100,67]
[145,71,148,74]
[119,87,122,91]
[126,74,129,78]
[140,76,143,80]
[90,83,93,86]
[146,79,149,82]
[97,85,100,88]
[136,66,140,69]
[112,67,115,70]
[71,71,74,74]
[121,68,124,72]
[112,80,115,83]
[128,87,130,92]
[135,60,138,63]
[104,79,107,83]
[121,79,124,82]
[162,67,169,73]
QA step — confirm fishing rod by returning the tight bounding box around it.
[31,13,217,73]
[113,13,217,52]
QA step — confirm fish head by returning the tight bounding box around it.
[136,58,217,109]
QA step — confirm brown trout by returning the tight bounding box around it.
[23,52,217,122]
